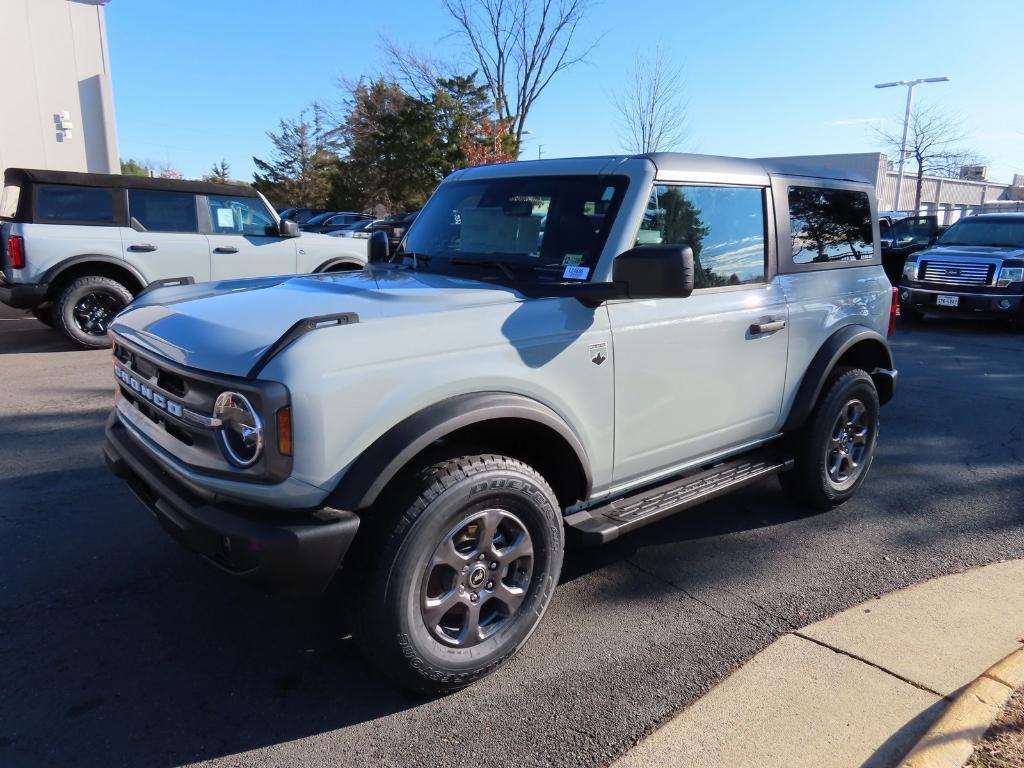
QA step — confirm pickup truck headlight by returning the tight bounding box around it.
[902,260,919,281]
[996,267,1024,288]
[214,391,263,467]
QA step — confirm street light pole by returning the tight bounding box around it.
[875,76,950,213]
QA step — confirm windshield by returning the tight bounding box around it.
[401,175,628,282]
[937,218,1024,248]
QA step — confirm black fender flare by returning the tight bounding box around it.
[40,255,150,296]
[325,392,593,511]
[782,325,895,433]
[313,257,365,273]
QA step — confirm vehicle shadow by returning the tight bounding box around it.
[0,317,90,354]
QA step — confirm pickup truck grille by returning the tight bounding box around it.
[918,260,995,286]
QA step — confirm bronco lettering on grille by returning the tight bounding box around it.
[114,364,183,418]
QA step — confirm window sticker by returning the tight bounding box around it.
[562,253,583,267]
[216,208,235,229]
[563,265,589,280]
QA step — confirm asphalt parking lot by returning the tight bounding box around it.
[2,304,1023,768]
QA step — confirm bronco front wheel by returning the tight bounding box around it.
[353,454,564,694]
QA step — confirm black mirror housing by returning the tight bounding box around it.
[612,244,694,299]
[277,219,299,237]
[368,230,390,263]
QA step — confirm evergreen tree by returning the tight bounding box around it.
[204,159,231,183]
[253,103,339,208]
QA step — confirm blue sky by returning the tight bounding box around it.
[107,0,1024,183]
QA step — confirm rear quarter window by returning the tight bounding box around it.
[35,185,115,224]
[789,186,873,264]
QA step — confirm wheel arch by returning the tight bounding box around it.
[313,257,365,273]
[782,325,895,433]
[324,392,593,512]
[42,256,148,300]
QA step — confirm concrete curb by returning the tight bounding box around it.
[899,646,1024,768]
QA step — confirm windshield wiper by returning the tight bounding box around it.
[449,257,518,281]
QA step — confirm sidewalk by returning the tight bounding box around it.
[614,559,1024,768]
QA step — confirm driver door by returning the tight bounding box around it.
[608,183,789,486]
[204,194,298,279]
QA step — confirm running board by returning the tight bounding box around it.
[564,450,794,545]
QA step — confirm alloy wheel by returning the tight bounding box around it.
[72,291,124,336]
[420,508,534,648]
[826,398,871,484]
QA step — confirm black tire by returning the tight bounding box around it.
[352,454,564,695]
[779,366,880,511]
[55,276,133,349]
[31,304,55,327]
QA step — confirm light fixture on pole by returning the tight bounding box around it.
[875,77,950,212]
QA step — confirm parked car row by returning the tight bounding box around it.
[0,169,369,347]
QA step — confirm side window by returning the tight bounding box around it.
[207,195,274,236]
[636,185,766,288]
[35,185,114,224]
[789,186,873,264]
[128,190,198,233]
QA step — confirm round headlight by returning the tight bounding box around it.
[214,391,263,467]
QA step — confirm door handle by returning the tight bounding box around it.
[749,319,786,335]
[213,246,239,254]
[128,244,157,252]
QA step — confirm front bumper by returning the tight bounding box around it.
[899,285,1023,316]
[0,280,47,309]
[104,412,359,598]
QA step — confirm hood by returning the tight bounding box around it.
[916,244,1024,262]
[110,269,524,377]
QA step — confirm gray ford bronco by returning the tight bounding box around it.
[0,169,367,348]
[102,153,898,693]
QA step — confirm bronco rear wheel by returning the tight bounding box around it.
[353,454,564,694]
[55,275,132,348]
[779,366,880,511]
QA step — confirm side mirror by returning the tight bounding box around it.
[276,219,299,237]
[612,244,694,299]
[368,230,390,263]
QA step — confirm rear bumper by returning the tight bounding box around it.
[0,280,47,309]
[899,285,1023,316]
[104,412,359,599]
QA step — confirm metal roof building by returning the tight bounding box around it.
[1,0,119,177]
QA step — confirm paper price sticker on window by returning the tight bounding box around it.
[563,265,590,280]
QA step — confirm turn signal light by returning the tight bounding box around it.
[7,235,24,269]
[277,406,292,456]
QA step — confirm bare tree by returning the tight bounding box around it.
[442,0,596,147]
[875,104,983,209]
[380,37,454,100]
[614,46,688,154]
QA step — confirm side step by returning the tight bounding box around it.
[564,449,794,545]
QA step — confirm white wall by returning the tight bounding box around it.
[0,0,118,176]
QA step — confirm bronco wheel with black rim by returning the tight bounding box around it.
[779,366,880,511]
[353,454,564,694]
[55,275,133,348]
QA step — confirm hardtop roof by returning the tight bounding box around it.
[3,167,260,198]
[450,152,871,185]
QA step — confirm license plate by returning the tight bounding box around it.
[936,295,959,308]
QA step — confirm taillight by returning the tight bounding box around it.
[888,286,899,337]
[7,235,24,269]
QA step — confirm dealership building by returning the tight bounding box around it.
[1,0,118,177]
[771,152,1024,224]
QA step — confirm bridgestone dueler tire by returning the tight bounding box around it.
[779,366,880,511]
[55,275,132,349]
[352,454,564,695]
